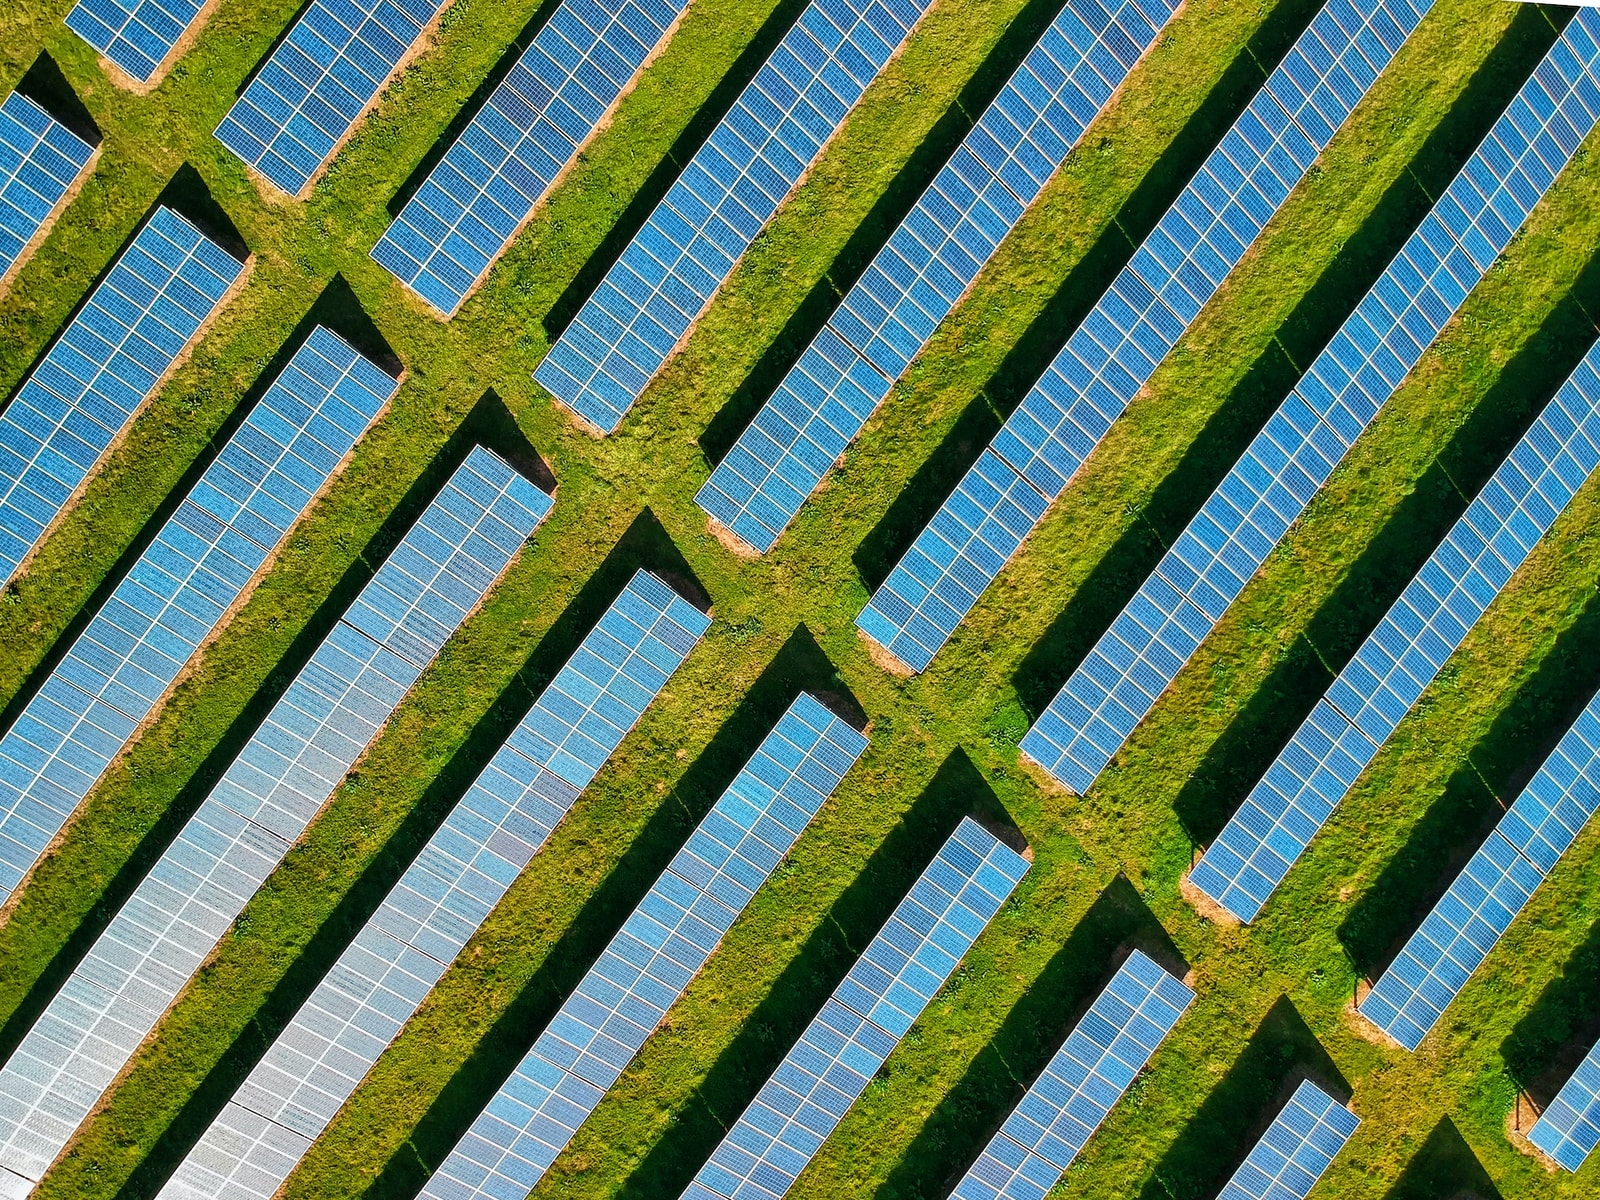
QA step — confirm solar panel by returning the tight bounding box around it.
[1530,1034,1600,1172]
[372,0,695,317]
[215,0,450,198]
[533,0,941,434]
[678,816,1029,1200]
[0,91,96,292]
[400,694,866,1200]
[1215,1081,1359,1200]
[65,0,210,86]
[949,949,1191,1200]
[0,446,550,1192]
[1020,13,1600,800]
[0,204,248,588]
[854,0,1439,675]
[693,0,1181,554]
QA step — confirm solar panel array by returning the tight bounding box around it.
[693,0,1179,554]
[678,816,1029,1200]
[373,0,693,317]
[1190,321,1600,927]
[949,949,1191,1200]
[65,0,208,85]
[854,0,1438,675]
[1215,1081,1360,1200]
[215,0,448,198]
[1530,1035,1600,1173]
[412,693,867,1200]
[534,0,939,435]
[1020,14,1600,799]
[0,326,390,929]
[0,91,95,290]
[0,205,246,588]
[0,446,549,1192]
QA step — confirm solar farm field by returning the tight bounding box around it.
[0,0,1599,1199]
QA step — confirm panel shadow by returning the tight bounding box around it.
[1383,1117,1504,1200]
[1502,917,1600,1110]
[15,51,101,146]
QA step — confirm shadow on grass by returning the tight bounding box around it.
[1008,1,1571,726]
[541,0,814,342]
[871,875,1182,1200]
[695,0,1091,467]
[851,0,1328,592]
[1138,996,1347,1200]
[581,749,1016,1200]
[16,52,100,146]
[1384,1117,1503,1200]
[1502,917,1600,1109]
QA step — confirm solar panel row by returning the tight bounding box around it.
[155,568,709,1200]
[1216,1081,1359,1200]
[693,0,1180,555]
[949,949,1191,1200]
[415,692,866,1200]
[534,0,938,435]
[1530,1034,1600,1172]
[0,445,547,1192]
[0,205,247,588]
[679,816,1030,1200]
[1190,315,1600,926]
[0,91,96,292]
[215,0,449,198]
[373,0,693,317]
[65,0,209,86]
[854,0,1438,675]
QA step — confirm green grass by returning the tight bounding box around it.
[0,0,1597,1198]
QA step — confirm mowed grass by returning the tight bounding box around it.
[0,1,1594,1200]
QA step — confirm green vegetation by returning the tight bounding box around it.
[0,0,1596,1199]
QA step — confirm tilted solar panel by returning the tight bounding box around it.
[949,949,1191,1200]
[534,0,940,434]
[216,0,450,198]
[65,0,210,86]
[1216,1081,1359,1200]
[0,205,248,588]
[0,91,96,292]
[0,446,549,1196]
[693,0,1180,554]
[1022,13,1600,803]
[373,0,693,317]
[679,816,1029,1200]
[1530,1034,1600,1172]
[411,692,865,1200]
[855,0,1439,674]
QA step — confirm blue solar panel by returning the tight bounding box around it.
[65,0,209,85]
[1530,1034,1600,1172]
[216,0,449,198]
[678,816,1029,1200]
[857,0,1439,674]
[0,205,248,588]
[0,446,549,1191]
[409,694,866,1200]
[693,0,1180,553]
[1215,1081,1359,1200]
[373,0,693,317]
[949,950,1191,1200]
[0,91,96,292]
[534,0,940,434]
[1021,12,1600,799]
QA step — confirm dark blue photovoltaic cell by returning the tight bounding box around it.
[694,0,1179,554]
[65,0,207,84]
[0,447,548,1193]
[1530,1034,1600,1172]
[0,205,247,588]
[373,0,691,317]
[679,817,1029,1200]
[216,0,448,197]
[949,950,1191,1200]
[413,694,867,1200]
[857,0,1438,674]
[1216,1082,1359,1200]
[0,92,95,289]
[534,0,938,434]
[1021,13,1600,803]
